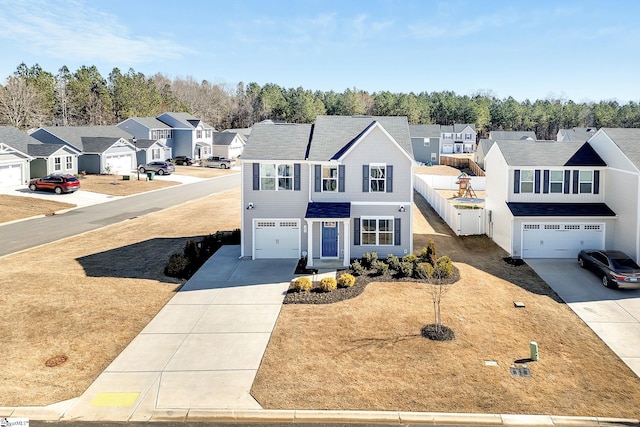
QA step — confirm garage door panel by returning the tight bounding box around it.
[105,154,133,174]
[522,223,604,259]
[254,219,300,259]
[0,163,23,186]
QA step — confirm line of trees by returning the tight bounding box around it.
[1,62,640,139]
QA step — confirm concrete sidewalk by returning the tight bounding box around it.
[60,245,297,421]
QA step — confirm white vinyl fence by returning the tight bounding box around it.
[414,174,485,236]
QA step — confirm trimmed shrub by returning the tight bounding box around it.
[434,255,454,279]
[386,254,401,271]
[165,253,190,278]
[426,239,437,264]
[292,277,312,292]
[398,261,414,278]
[350,260,365,276]
[371,259,389,276]
[361,252,378,268]
[415,262,435,279]
[337,273,356,288]
[318,277,337,292]
[402,253,418,265]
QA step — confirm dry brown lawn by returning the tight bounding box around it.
[0,195,75,224]
[251,192,640,419]
[0,187,241,407]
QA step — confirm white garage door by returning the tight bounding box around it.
[522,223,604,259]
[105,154,133,174]
[0,163,23,186]
[254,219,300,259]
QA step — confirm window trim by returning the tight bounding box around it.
[361,216,395,246]
[369,163,386,193]
[579,170,593,194]
[549,170,563,193]
[520,169,534,193]
[260,162,294,191]
[322,165,338,192]
[65,155,73,170]
[54,157,61,171]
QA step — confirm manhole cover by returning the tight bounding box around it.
[45,355,68,367]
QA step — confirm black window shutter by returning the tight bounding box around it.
[573,170,579,193]
[543,170,549,194]
[354,218,360,245]
[534,169,541,193]
[394,218,401,246]
[514,169,520,193]
[294,163,301,191]
[252,163,260,190]
[594,170,600,194]
[564,170,570,194]
[386,165,393,193]
[338,165,345,192]
[362,165,369,192]
[314,164,321,192]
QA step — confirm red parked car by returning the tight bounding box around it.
[29,174,80,194]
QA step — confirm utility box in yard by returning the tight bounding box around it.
[530,341,539,361]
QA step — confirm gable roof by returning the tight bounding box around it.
[489,130,537,140]
[0,126,42,155]
[557,127,596,142]
[478,139,496,154]
[308,115,412,161]
[124,117,172,129]
[34,126,133,151]
[81,137,132,154]
[131,138,164,149]
[213,132,245,146]
[158,112,215,130]
[495,140,605,167]
[409,124,442,138]
[598,128,640,169]
[242,123,312,161]
[27,143,79,157]
[441,123,476,133]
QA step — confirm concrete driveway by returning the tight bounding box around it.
[526,258,640,378]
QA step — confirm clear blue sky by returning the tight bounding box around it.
[0,0,637,103]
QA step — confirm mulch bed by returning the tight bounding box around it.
[283,266,460,305]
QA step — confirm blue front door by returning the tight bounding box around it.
[322,222,338,257]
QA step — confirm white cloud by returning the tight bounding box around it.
[0,0,193,65]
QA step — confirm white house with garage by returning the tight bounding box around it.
[0,126,33,187]
[484,140,616,259]
[30,126,137,175]
[240,115,416,266]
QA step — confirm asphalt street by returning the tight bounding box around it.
[0,173,240,258]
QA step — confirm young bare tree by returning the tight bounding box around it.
[0,76,47,129]
[429,280,450,334]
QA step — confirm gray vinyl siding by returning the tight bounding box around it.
[350,204,410,259]
[78,154,100,174]
[117,119,152,139]
[411,137,439,164]
[171,130,193,158]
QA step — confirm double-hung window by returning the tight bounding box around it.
[423,138,430,147]
[54,157,61,171]
[322,165,338,192]
[65,156,73,170]
[361,218,394,245]
[196,130,202,139]
[579,171,593,193]
[369,164,386,192]
[152,148,161,160]
[549,170,563,193]
[260,163,293,190]
[520,170,534,193]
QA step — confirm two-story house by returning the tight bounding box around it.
[118,112,214,160]
[240,115,415,266]
[409,124,441,164]
[484,140,615,259]
[440,124,477,154]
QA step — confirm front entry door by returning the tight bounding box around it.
[322,221,338,257]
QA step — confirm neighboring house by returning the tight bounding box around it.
[131,138,172,165]
[474,139,496,170]
[557,127,597,142]
[222,127,252,138]
[489,130,537,140]
[440,124,477,154]
[30,126,137,175]
[484,140,614,259]
[0,126,34,187]
[118,113,214,160]
[587,128,640,261]
[409,124,441,164]
[212,131,246,159]
[240,115,416,266]
[27,143,80,178]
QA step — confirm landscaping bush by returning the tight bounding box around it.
[386,254,401,271]
[337,273,356,288]
[164,253,190,278]
[349,260,365,276]
[371,259,389,276]
[292,277,312,292]
[425,239,437,264]
[361,252,378,268]
[415,262,435,279]
[434,255,454,279]
[402,253,418,265]
[318,277,337,292]
[397,261,414,278]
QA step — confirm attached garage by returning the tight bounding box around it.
[0,163,24,186]
[254,219,300,259]
[522,222,605,258]
[104,154,134,174]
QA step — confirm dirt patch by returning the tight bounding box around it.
[0,195,75,223]
[171,165,238,178]
[76,174,178,196]
[415,164,461,176]
[251,191,640,418]
[0,187,241,407]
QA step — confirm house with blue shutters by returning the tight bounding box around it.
[484,140,615,259]
[240,115,416,266]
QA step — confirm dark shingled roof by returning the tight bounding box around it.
[132,138,160,149]
[213,132,239,146]
[305,202,351,218]
[241,123,312,161]
[27,143,75,157]
[80,137,128,154]
[0,126,42,155]
[507,202,616,217]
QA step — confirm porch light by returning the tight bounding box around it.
[399,205,406,212]
[246,203,254,210]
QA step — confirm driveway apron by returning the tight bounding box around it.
[62,245,297,421]
[526,258,640,378]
